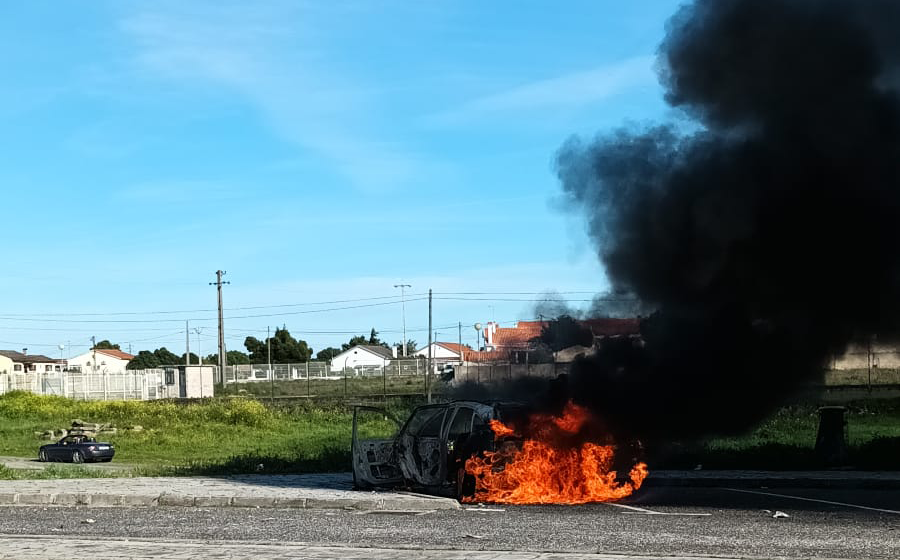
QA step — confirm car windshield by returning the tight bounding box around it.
[405,407,447,437]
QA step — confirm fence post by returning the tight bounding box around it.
[383,362,386,398]
[306,361,311,398]
[343,365,347,398]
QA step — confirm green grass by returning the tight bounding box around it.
[1,391,897,479]
[653,399,900,470]
[0,391,410,478]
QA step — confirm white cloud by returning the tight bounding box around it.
[119,5,430,192]
[428,55,656,125]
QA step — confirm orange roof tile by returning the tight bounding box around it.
[94,349,135,361]
[435,342,470,354]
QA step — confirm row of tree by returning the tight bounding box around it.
[124,327,417,369]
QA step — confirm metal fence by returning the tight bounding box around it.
[0,369,165,401]
[223,359,425,383]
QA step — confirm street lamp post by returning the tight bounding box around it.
[394,284,411,357]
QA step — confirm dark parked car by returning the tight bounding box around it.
[39,434,115,463]
[351,400,525,499]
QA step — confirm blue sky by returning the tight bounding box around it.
[0,1,678,359]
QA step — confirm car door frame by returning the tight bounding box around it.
[396,403,453,488]
[351,405,404,488]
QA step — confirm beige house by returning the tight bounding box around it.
[0,354,12,375]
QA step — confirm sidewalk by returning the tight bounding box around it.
[0,469,897,510]
[0,473,460,511]
[645,469,900,489]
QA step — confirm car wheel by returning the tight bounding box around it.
[38,449,48,462]
[71,450,84,464]
[101,458,112,462]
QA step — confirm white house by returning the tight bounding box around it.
[0,354,13,375]
[414,342,469,365]
[0,350,62,373]
[67,348,134,374]
[329,345,393,373]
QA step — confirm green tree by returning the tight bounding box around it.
[204,350,251,365]
[342,335,368,351]
[153,347,181,365]
[93,340,120,350]
[394,340,417,356]
[126,347,184,369]
[244,328,312,363]
[342,328,390,351]
[180,352,200,364]
[126,350,159,370]
[316,347,342,361]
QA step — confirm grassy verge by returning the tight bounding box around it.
[653,398,900,470]
[0,391,409,479]
[0,391,897,479]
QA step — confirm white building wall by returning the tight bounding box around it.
[414,344,461,361]
[67,351,130,374]
[329,347,391,372]
[0,355,12,375]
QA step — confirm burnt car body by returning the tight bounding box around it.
[351,400,524,498]
[38,434,115,463]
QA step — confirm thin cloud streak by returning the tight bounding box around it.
[428,55,656,125]
[120,6,432,193]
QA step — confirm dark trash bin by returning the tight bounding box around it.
[815,406,848,467]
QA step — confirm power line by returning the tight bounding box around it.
[0,294,426,318]
[0,291,615,319]
[0,298,430,324]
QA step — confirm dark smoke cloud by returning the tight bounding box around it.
[552,0,900,440]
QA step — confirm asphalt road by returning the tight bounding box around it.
[0,486,897,559]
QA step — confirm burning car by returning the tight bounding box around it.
[352,401,523,500]
[351,400,647,503]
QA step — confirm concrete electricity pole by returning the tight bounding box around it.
[211,270,229,384]
[394,283,411,357]
[185,320,191,365]
[427,288,432,403]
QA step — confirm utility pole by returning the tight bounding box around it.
[427,288,432,403]
[458,321,462,358]
[211,270,229,385]
[185,320,191,365]
[268,326,274,401]
[394,283,411,357]
[91,336,96,375]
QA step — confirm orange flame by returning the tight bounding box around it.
[464,402,648,504]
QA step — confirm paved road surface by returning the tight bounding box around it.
[0,487,896,559]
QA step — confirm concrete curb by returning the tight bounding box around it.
[0,492,460,510]
[645,471,900,490]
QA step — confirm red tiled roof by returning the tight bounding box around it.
[94,349,135,361]
[491,321,544,349]
[435,342,470,354]
[489,318,642,351]
[463,349,510,363]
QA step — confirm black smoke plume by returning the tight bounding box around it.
[552,0,900,440]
